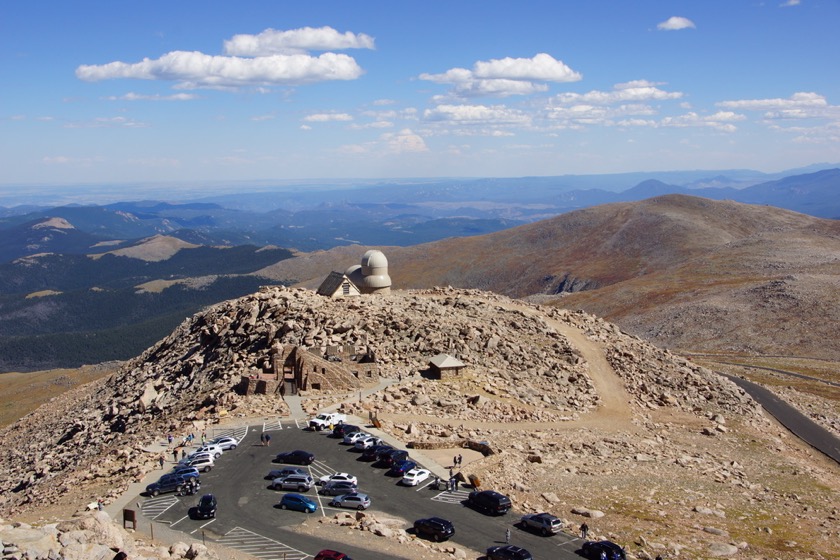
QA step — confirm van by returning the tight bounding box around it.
[467,490,512,515]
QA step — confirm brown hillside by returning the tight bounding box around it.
[255,195,840,360]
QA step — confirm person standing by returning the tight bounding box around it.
[580,522,589,539]
[265,433,271,446]
[158,455,164,469]
[457,454,462,467]
[505,528,511,544]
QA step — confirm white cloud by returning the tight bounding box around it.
[223,26,375,56]
[660,111,745,132]
[302,112,354,122]
[104,92,198,101]
[472,53,582,82]
[384,129,428,153]
[419,53,580,99]
[717,91,827,111]
[551,81,683,105]
[657,16,696,31]
[780,0,801,7]
[77,51,364,89]
[424,104,531,126]
[64,116,148,129]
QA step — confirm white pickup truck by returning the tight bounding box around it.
[309,412,347,431]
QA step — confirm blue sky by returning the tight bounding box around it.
[2,0,839,191]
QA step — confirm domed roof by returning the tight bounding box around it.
[361,250,388,269]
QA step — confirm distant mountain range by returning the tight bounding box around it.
[0,165,838,370]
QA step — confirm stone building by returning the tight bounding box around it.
[428,353,466,378]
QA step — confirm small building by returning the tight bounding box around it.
[316,271,362,299]
[429,353,466,378]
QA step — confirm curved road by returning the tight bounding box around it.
[724,374,840,464]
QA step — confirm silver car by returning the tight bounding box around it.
[271,474,314,492]
[329,492,371,510]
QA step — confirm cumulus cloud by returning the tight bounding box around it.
[419,53,580,99]
[76,26,370,90]
[223,26,374,56]
[302,112,354,122]
[76,51,364,89]
[657,16,696,31]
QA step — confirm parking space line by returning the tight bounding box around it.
[169,514,189,527]
[190,518,216,534]
[216,526,309,560]
[430,489,470,505]
[262,419,284,432]
[140,496,179,519]
[416,479,435,492]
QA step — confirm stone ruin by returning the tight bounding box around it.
[237,343,380,397]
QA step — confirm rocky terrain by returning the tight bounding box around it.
[0,286,838,559]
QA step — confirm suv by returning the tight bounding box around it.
[377,448,408,467]
[467,490,512,515]
[519,512,562,536]
[413,517,455,542]
[361,444,392,462]
[183,455,214,473]
[271,474,314,491]
[170,466,200,481]
[332,424,360,438]
[194,443,223,458]
[145,474,188,496]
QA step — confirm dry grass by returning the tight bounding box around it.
[0,364,119,428]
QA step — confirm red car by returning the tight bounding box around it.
[314,550,353,560]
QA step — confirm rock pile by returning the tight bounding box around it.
[0,511,217,560]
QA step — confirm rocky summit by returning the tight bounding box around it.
[0,285,838,560]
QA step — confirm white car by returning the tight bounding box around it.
[342,431,369,445]
[354,436,383,450]
[401,468,431,486]
[318,472,358,486]
[210,436,238,450]
[194,443,223,458]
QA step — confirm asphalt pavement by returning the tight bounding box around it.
[126,419,588,560]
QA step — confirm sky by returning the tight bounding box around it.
[2,0,839,193]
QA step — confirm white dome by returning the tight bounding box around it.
[361,250,388,270]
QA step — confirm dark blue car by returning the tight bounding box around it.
[388,459,417,476]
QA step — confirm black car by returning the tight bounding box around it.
[332,424,360,438]
[413,517,455,542]
[145,474,189,497]
[274,450,315,465]
[486,545,533,560]
[466,490,512,515]
[581,540,627,560]
[377,448,408,467]
[361,444,392,462]
[195,494,217,519]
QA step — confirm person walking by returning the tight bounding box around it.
[158,454,164,469]
[265,433,271,446]
[172,448,178,462]
[580,522,589,539]
[260,433,266,446]
[505,528,511,544]
[457,454,462,467]
[181,448,186,460]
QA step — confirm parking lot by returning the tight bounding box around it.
[138,420,586,559]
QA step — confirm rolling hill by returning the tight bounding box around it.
[257,194,840,361]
